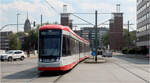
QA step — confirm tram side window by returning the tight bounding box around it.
[62,35,71,56]
[70,38,76,55]
[80,43,84,53]
[76,41,79,54]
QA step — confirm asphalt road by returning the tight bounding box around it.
[0,55,149,83]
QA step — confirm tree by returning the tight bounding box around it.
[22,29,38,51]
[28,29,38,50]
[101,29,136,49]
[101,32,109,47]
[21,22,58,51]
[123,29,136,47]
[8,33,21,50]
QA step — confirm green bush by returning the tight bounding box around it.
[122,48,128,54]
[128,48,136,54]
[141,47,148,54]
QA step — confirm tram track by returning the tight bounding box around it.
[114,56,150,73]
[53,75,63,83]
[113,61,150,83]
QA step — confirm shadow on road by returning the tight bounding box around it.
[39,70,70,77]
[114,55,149,64]
[2,67,38,79]
[2,67,70,80]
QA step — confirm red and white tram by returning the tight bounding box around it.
[38,25,90,71]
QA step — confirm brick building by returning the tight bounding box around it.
[109,13,123,50]
[60,5,73,29]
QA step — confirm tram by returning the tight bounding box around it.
[38,25,90,71]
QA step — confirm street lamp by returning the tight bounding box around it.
[17,13,21,33]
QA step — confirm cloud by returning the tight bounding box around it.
[79,2,115,13]
[127,0,136,2]
[45,0,74,13]
[0,0,137,31]
[1,0,37,13]
[0,0,73,30]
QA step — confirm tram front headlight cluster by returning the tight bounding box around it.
[52,58,60,62]
[47,58,60,62]
[39,58,60,62]
[55,58,60,62]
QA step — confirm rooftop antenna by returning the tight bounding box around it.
[116,4,120,13]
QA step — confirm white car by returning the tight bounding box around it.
[103,50,112,57]
[0,50,26,61]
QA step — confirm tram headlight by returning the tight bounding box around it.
[39,59,42,62]
[51,59,55,62]
[55,58,60,62]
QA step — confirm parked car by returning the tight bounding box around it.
[103,50,112,57]
[0,50,26,61]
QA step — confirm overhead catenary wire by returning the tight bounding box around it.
[97,19,110,26]
[44,0,95,26]
[0,24,24,31]
[71,14,94,25]
[45,0,60,14]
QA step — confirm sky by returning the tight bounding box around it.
[0,0,137,32]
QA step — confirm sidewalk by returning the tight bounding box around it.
[26,53,38,59]
[84,56,106,63]
[112,52,149,60]
[58,56,147,83]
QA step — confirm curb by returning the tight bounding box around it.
[84,57,106,63]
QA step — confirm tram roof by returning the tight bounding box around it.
[40,25,89,44]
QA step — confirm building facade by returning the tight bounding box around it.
[136,0,150,55]
[80,27,109,49]
[0,31,12,50]
[109,13,123,50]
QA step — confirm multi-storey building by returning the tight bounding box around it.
[0,31,12,50]
[136,0,150,55]
[80,27,109,48]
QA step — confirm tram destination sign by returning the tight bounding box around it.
[40,30,61,36]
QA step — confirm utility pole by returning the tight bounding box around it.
[41,14,43,26]
[17,13,20,33]
[128,21,130,49]
[95,10,98,62]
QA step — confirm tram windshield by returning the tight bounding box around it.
[39,30,61,57]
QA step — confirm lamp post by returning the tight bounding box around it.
[95,10,98,62]
[17,13,20,33]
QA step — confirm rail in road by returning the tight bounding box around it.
[113,62,149,83]
[107,57,150,83]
